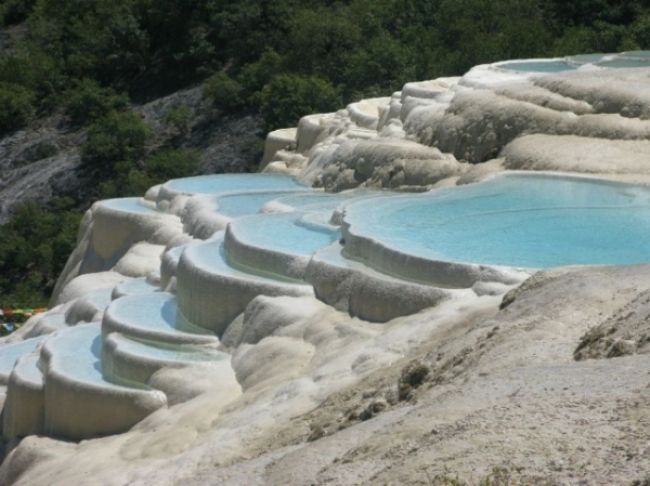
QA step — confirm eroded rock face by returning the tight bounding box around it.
[316,138,465,192]
[575,289,650,360]
[0,117,84,223]
[504,134,650,174]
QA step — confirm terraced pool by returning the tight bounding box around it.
[163,174,306,195]
[497,51,650,72]
[344,174,650,269]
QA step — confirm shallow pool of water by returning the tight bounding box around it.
[268,191,377,211]
[164,174,305,195]
[186,240,299,283]
[109,293,209,335]
[215,190,304,217]
[49,323,107,383]
[597,56,650,69]
[232,212,338,257]
[498,60,576,73]
[0,336,45,379]
[344,174,650,269]
[114,335,225,363]
[102,198,160,215]
[497,51,650,73]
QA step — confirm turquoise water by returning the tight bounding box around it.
[569,53,607,65]
[102,198,160,215]
[164,174,305,195]
[108,293,210,335]
[344,175,650,269]
[186,240,299,283]
[593,52,650,69]
[499,60,576,73]
[498,51,650,72]
[597,57,650,69]
[231,212,338,256]
[84,288,114,313]
[15,354,42,383]
[111,334,226,363]
[269,191,377,211]
[621,50,650,59]
[0,336,45,380]
[47,323,109,384]
[113,278,159,298]
[215,190,304,217]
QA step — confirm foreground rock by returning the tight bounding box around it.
[3,266,650,484]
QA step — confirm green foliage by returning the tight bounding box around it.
[162,105,192,135]
[206,0,300,66]
[0,200,81,307]
[2,0,650,121]
[203,72,244,111]
[28,0,149,88]
[82,110,150,174]
[144,148,199,181]
[64,79,129,126]
[631,13,650,48]
[22,141,58,164]
[99,149,199,198]
[0,82,34,135]
[260,74,340,131]
[286,7,362,84]
[343,34,417,96]
[98,160,148,198]
[432,0,550,73]
[0,48,64,109]
[238,49,284,98]
[0,0,36,25]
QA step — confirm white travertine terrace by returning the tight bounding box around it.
[3,52,650,483]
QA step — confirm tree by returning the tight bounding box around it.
[0,82,34,135]
[260,74,340,131]
[64,79,129,126]
[203,72,244,111]
[82,110,150,174]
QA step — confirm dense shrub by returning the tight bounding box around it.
[162,105,192,136]
[99,149,199,198]
[203,72,244,111]
[238,49,284,98]
[286,7,362,84]
[64,79,129,126]
[27,0,149,89]
[143,148,199,181]
[0,0,36,25]
[82,110,150,173]
[0,50,63,109]
[343,35,417,96]
[2,0,650,118]
[0,200,81,307]
[0,82,34,135]
[260,74,340,131]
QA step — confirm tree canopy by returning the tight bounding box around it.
[3,0,650,132]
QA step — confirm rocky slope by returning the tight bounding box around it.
[0,86,262,223]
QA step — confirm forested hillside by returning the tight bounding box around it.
[1,0,649,306]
